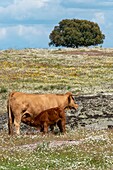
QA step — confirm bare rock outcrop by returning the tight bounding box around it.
[67,93,113,129]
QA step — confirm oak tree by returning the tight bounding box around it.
[49,19,105,48]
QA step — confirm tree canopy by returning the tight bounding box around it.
[49,19,105,48]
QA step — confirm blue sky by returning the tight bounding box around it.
[0,0,112,49]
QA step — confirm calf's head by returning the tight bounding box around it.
[21,113,32,125]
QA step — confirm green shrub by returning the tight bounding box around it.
[0,86,7,93]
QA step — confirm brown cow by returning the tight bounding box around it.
[22,107,66,134]
[7,91,78,135]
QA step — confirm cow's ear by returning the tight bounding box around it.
[68,95,71,104]
[66,92,72,104]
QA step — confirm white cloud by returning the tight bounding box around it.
[14,0,49,8]
[0,0,112,48]
[66,0,95,3]
[0,0,54,20]
[0,0,14,7]
[0,24,51,48]
[0,28,7,39]
[92,12,105,25]
[1,24,49,39]
[102,1,113,6]
[17,25,48,38]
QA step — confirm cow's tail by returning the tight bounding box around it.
[7,93,14,135]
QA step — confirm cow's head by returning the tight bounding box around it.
[65,92,78,110]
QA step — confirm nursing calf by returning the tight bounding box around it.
[22,107,66,134]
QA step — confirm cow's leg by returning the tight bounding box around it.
[8,115,14,135]
[7,103,14,135]
[14,115,21,135]
[40,126,44,132]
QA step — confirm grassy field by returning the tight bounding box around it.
[0,47,113,114]
[0,128,113,170]
[0,47,113,169]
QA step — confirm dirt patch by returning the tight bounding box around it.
[4,134,108,151]
[57,49,113,56]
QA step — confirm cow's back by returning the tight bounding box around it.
[9,92,65,116]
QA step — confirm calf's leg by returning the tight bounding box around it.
[57,119,66,133]
[43,122,48,134]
